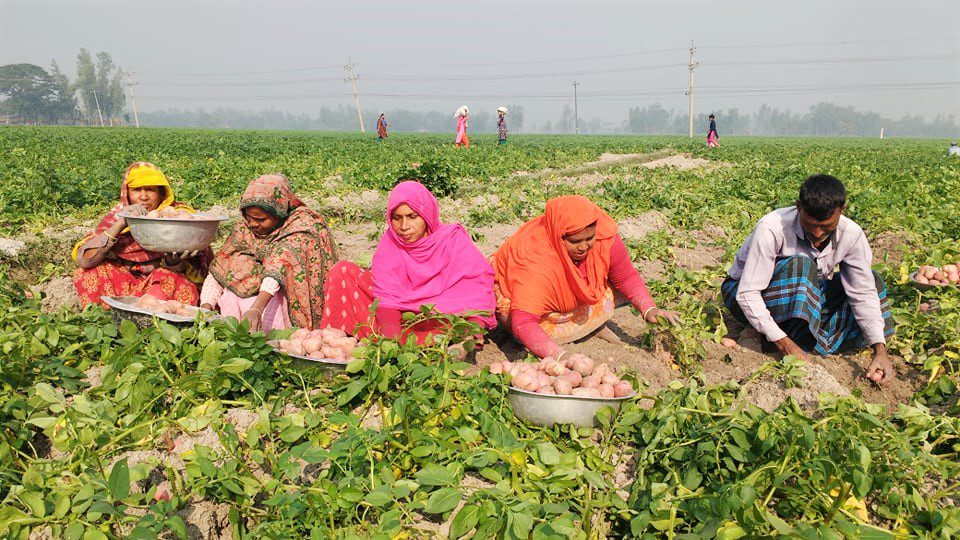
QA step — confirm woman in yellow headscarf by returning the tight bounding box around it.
[72,162,212,308]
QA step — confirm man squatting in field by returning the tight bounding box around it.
[720,174,896,385]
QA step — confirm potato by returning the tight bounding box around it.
[288,341,306,356]
[933,271,946,281]
[512,372,536,390]
[535,384,555,394]
[561,371,582,388]
[720,337,738,348]
[915,275,929,284]
[571,388,601,398]
[593,363,610,378]
[292,328,311,340]
[601,373,620,386]
[597,383,615,398]
[277,339,290,350]
[307,350,327,359]
[553,378,573,395]
[536,372,551,388]
[613,380,634,397]
[570,356,595,376]
[544,360,566,376]
[146,210,160,218]
[489,362,504,374]
[581,375,602,389]
[321,327,347,341]
[302,338,323,354]
[321,345,344,359]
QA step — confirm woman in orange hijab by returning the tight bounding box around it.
[493,195,678,360]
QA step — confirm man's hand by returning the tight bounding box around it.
[866,344,894,386]
[644,308,681,325]
[774,336,808,360]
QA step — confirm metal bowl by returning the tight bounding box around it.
[507,387,636,428]
[102,295,219,329]
[909,271,958,291]
[120,211,227,253]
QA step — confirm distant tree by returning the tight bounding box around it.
[557,105,574,134]
[48,60,78,122]
[73,49,125,124]
[0,63,76,123]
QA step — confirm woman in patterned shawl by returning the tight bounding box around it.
[72,162,211,308]
[200,174,338,332]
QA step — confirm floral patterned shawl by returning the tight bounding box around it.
[209,174,338,329]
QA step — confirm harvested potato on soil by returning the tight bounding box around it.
[490,355,634,398]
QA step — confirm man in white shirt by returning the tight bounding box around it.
[948,142,960,157]
[721,174,895,385]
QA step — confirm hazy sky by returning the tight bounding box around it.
[3,0,958,127]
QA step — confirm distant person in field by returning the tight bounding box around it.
[707,113,719,148]
[948,142,960,157]
[376,113,388,141]
[497,106,508,145]
[721,174,896,385]
[493,196,678,364]
[200,174,338,333]
[72,162,211,308]
[321,180,495,345]
[454,105,470,147]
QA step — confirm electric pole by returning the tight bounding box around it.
[125,73,140,128]
[687,40,699,138]
[92,89,105,127]
[344,61,365,133]
[572,80,580,135]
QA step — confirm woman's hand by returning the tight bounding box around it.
[242,308,263,333]
[162,250,200,268]
[644,308,681,325]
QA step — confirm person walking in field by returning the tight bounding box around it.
[720,174,896,386]
[454,105,470,147]
[948,142,960,157]
[707,113,720,148]
[376,113,388,141]
[496,107,508,146]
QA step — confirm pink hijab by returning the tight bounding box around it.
[371,181,495,327]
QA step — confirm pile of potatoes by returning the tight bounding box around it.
[274,327,358,362]
[490,354,633,398]
[136,296,196,317]
[914,264,960,286]
[144,207,207,220]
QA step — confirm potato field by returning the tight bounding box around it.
[0,126,958,539]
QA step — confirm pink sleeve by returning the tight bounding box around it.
[510,310,561,358]
[375,306,403,338]
[608,235,656,314]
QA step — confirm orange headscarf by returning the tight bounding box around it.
[494,196,618,315]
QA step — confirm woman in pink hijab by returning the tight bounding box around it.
[321,180,495,342]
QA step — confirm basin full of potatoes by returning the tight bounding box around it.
[271,327,359,363]
[912,263,960,287]
[491,353,637,428]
